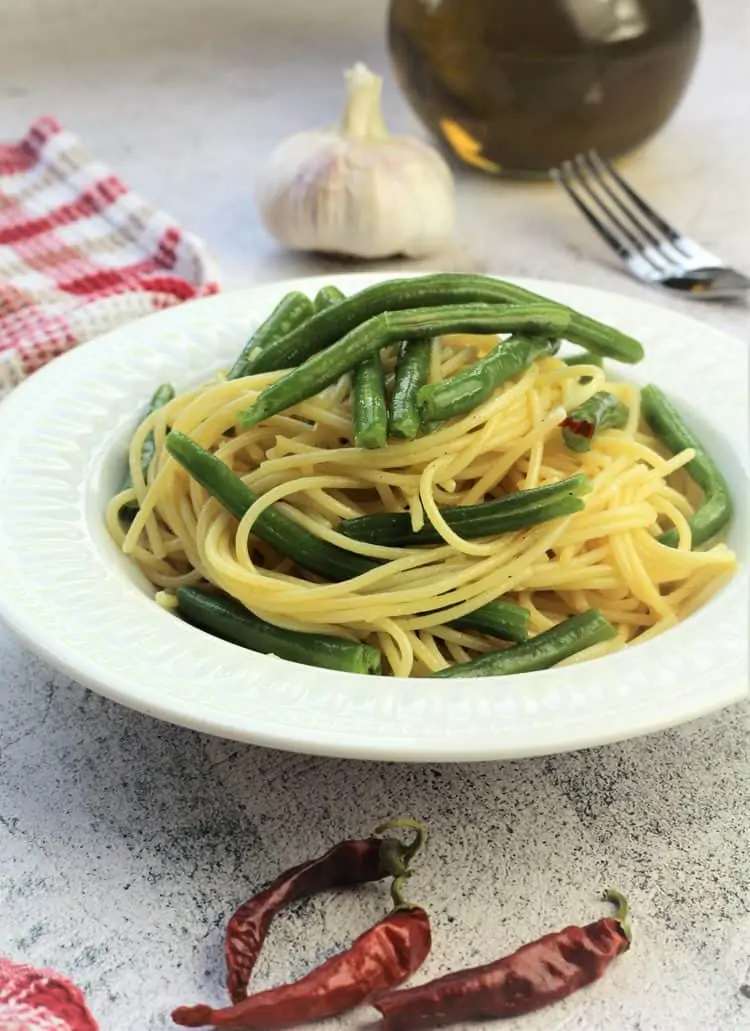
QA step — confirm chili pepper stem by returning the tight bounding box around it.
[604,888,631,942]
[390,872,418,912]
[375,818,427,864]
[375,819,427,913]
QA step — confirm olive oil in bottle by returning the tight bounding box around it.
[388,0,701,177]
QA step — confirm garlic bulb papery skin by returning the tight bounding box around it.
[256,63,456,260]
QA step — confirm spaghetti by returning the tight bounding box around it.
[106,332,736,678]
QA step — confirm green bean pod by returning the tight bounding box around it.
[314,285,346,312]
[563,352,605,369]
[339,475,590,545]
[166,434,535,642]
[388,338,433,440]
[418,334,560,424]
[561,391,630,453]
[241,274,644,375]
[228,291,314,380]
[430,609,617,678]
[122,382,175,513]
[177,586,382,674]
[166,431,375,581]
[353,354,388,449]
[640,384,733,548]
[239,305,570,430]
[319,285,391,449]
[420,419,445,436]
[450,600,530,644]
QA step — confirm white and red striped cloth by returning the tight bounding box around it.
[0,116,219,394]
[0,957,98,1031]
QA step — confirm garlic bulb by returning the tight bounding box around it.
[256,63,455,260]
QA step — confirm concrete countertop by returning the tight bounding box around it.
[1,2,748,1029]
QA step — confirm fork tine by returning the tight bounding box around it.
[581,153,666,251]
[565,158,671,273]
[554,151,749,297]
[550,165,633,263]
[587,150,683,244]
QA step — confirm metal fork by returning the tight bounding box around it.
[552,151,750,300]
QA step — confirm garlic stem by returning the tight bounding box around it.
[340,63,388,140]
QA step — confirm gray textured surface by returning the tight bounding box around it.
[2,639,749,1030]
[1,1,749,1029]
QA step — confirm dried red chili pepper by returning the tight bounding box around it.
[559,415,596,440]
[372,890,631,1031]
[173,906,431,1029]
[172,819,431,1030]
[222,819,424,1004]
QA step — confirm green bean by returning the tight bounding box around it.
[177,586,382,674]
[339,474,590,545]
[146,383,176,407]
[640,384,733,548]
[561,391,629,453]
[122,382,175,513]
[353,354,388,449]
[166,431,375,580]
[239,304,569,430]
[450,600,529,644]
[563,352,605,369]
[241,274,644,375]
[420,419,444,436]
[166,433,532,642]
[318,287,391,449]
[228,291,314,380]
[417,334,559,423]
[389,338,433,440]
[430,609,617,678]
[397,493,585,541]
[314,285,346,312]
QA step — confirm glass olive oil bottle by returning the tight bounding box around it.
[388,0,701,177]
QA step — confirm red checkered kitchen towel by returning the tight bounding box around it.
[0,116,219,395]
[0,957,98,1031]
[0,119,219,1020]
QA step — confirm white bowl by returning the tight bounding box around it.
[0,273,746,761]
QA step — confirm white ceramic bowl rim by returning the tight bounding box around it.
[0,273,747,761]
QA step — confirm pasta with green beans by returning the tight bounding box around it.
[106,275,736,678]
